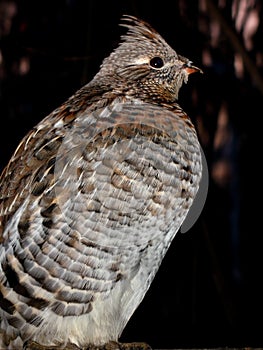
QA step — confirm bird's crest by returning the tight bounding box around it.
[119,15,167,47]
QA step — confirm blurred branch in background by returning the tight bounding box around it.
[205,0,263,95]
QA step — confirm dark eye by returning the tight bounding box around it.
[150,57,164,69]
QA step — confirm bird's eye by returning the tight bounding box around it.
[150,57,164,69]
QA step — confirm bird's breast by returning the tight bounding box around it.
[52,100,202,249]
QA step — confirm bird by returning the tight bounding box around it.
[0,15,203,350]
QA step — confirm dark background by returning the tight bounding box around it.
[0,0,262,348]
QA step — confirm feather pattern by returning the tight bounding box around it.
[0,15,202,349]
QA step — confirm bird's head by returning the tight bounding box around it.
[95,15,202,104]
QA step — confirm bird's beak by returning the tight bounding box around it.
[183,62,203,75]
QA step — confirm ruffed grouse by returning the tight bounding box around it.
[0,15,202,349]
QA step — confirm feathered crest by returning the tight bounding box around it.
[119,15,166,46]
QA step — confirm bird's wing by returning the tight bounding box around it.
[0,99,201,320]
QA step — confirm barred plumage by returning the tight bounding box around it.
[0,15,202,349]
